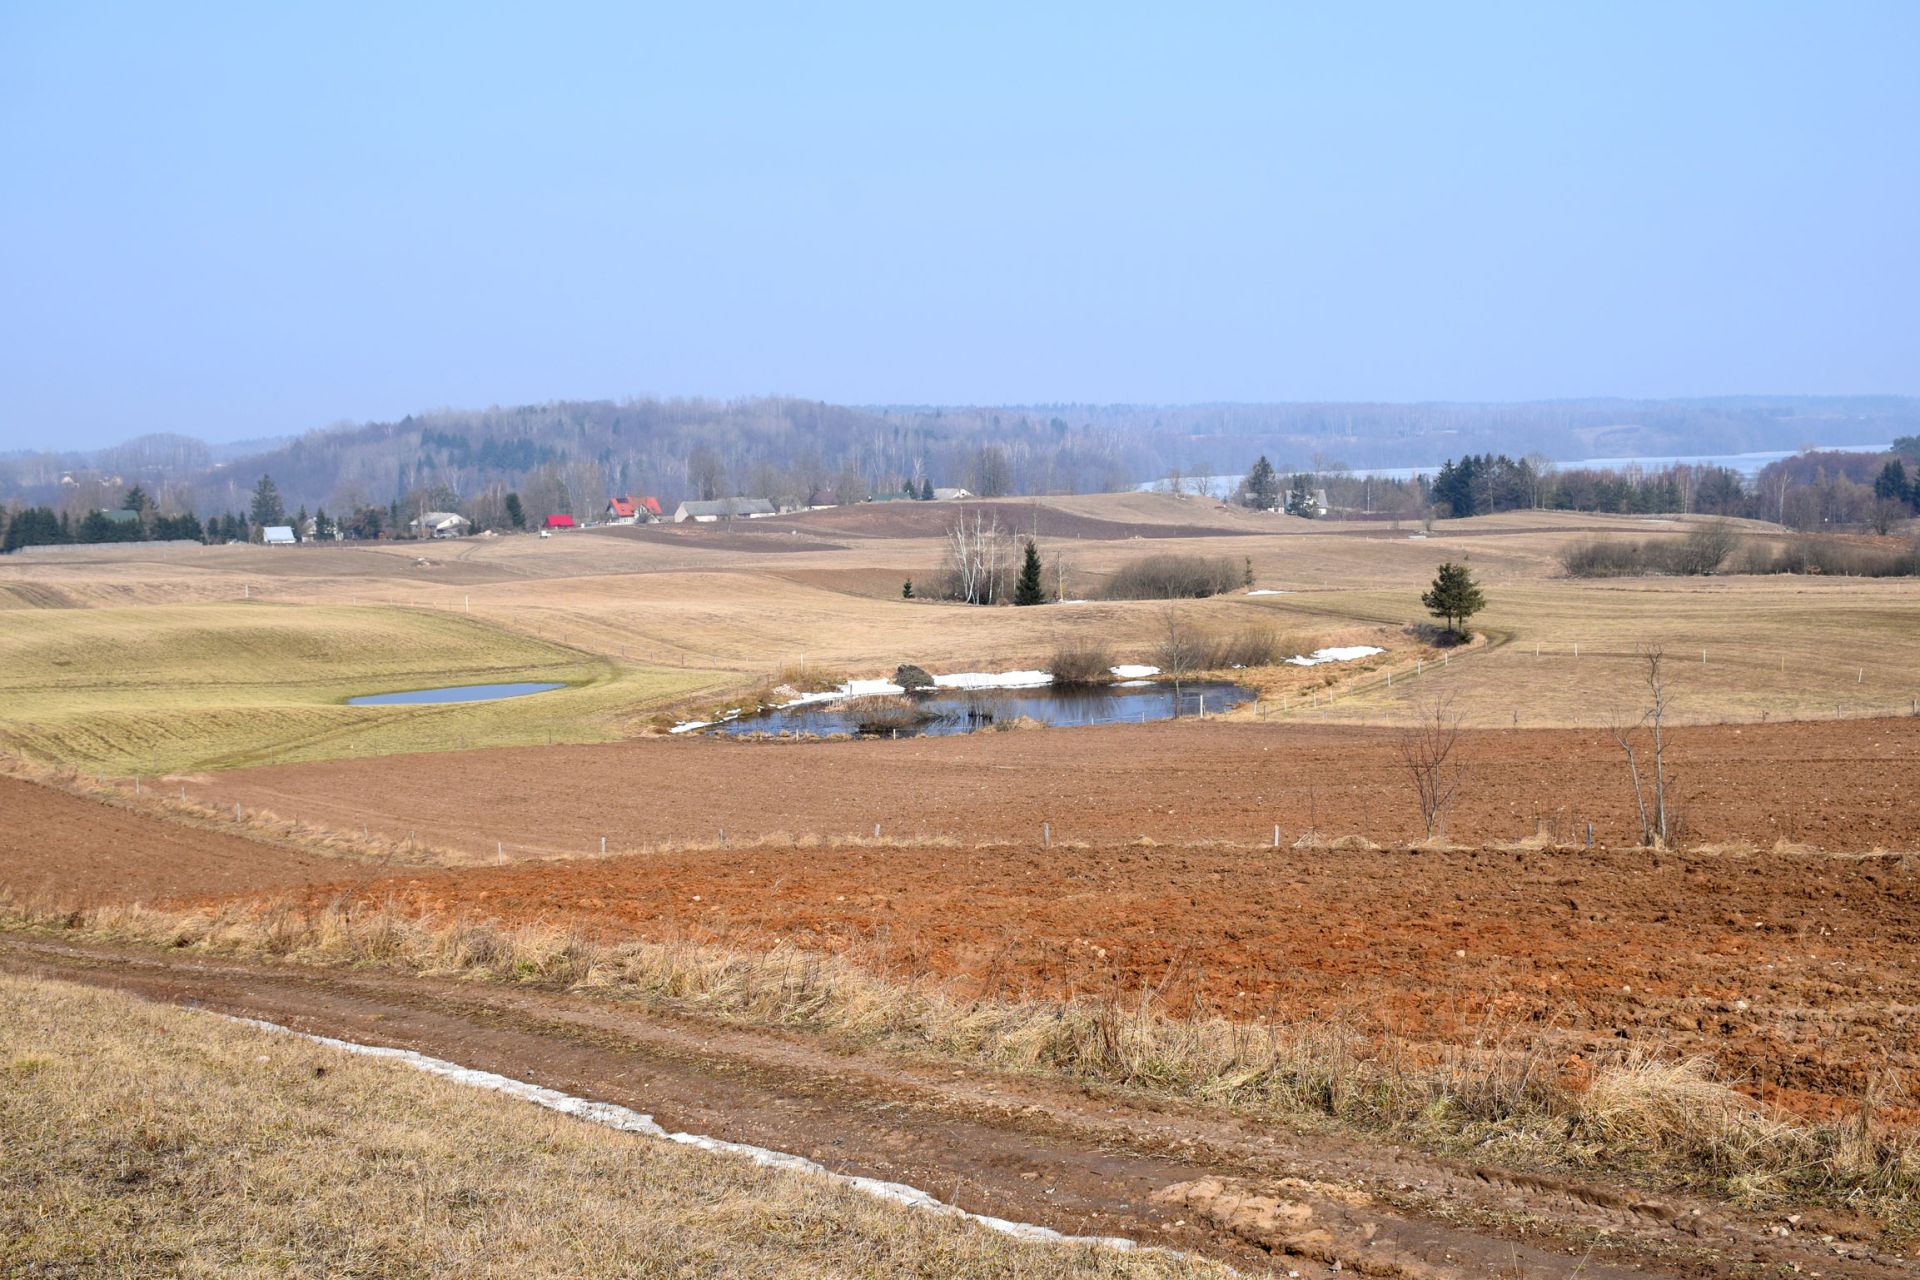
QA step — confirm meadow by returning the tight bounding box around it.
[0,603,721,774]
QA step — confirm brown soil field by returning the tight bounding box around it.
[17,934,1898,1278]
[0,775,357,902]
[274,835,1920,1129]
[199,716,1920,857]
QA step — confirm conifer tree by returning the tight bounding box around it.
[1421,561,1485,640]
[1013,538,1046,605]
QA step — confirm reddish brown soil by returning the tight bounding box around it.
[201,717,1920,859]
[16,933,1897,1277]
[0,776,359,903]
[285,838,1920,1128]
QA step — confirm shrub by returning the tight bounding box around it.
[893,664,935,692]
[1047,639,1114,685]
[841,696,934,735]
[1203,625,1282,669]
[1098,554,1240,600]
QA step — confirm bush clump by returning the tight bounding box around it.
[1098,554,1241,600]
[841,695,935,735]
[1564,527,1920,579]
[892,664,935,692]
[1047,639,1115,685]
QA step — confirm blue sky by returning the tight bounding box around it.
[1,2,1915,449]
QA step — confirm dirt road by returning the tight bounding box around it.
[3,933,1901,1279]
[198,717,1920,857]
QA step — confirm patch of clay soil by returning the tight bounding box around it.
[273,836,1920,1129]
[0,775,360,903]
[202,717,1920,856]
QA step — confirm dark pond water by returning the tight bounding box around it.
[707,679,1255,738]
[347,681,566,706]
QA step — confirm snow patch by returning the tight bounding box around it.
[1244,589,1289,596]
[1285,645,1385,667]
[1109,664,1160,679]
[934,670,1052,690]
[228,1016,1147,1254]
[668,720,712,734]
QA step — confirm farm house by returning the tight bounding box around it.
[672,498,776,523]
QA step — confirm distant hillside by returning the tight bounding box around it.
[3,394,1915,522]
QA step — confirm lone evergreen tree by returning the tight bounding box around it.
[1013,538,1046,605]
[250,475,286,528]
[1243,455,1280,510]
[1421,561,1485,640]
[920,477,934,501]
[901,578,914,599]
[505,492,526,528]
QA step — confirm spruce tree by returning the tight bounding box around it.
[505,492,526,528]
[1013,538,1046,605]
[1244,455,1279,509]
[920,477,934,501]
[1421,561,1486,640]
[250,475,286,528]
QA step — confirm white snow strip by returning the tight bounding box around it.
[668,720,712,734]
[1244,589,1289,596]
[1109,664,1160,679]
[1285,645,1385,667]
[1057,598,1092,604]
[229,1016,1149,1254]
[1112,679,1155,688]
[933,669,1053,690]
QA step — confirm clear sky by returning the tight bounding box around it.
[2,2,1915,449]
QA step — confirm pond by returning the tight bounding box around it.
[704,679,1255,738]
[347,681,566,706]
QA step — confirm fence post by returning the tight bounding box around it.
[1043,821,1051,848]
[600,836,607,855]
[873,822,881,838]
[1272,824,1280,849]
[235,803,242,821]
[497,841,503,861]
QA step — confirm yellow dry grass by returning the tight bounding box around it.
[2,497,1916,732]
[0,971,1232,1279]
[0,603,724,774]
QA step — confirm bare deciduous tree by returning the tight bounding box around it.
[1610,645,1677,847]
[1395,694,1463,841]
[941,511,1011,604]
[1152,605,1204,713]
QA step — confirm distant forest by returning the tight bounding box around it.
[2,395,1918,547]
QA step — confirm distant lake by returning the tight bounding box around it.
[348,681,564,706]
[1145,443,1897,492]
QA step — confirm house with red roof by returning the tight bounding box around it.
[543,513,576,530]
[604,495,662,525]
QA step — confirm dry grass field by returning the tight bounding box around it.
[0,603,721,774]
[0,971,1232,1279]
[4,493,1920,1271]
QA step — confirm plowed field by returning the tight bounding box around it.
[283,834,1920,1127]
[200,716,1920,857]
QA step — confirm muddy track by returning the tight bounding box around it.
[3,935,1903,1279]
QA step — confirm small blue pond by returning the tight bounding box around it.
[348,681,566,706]
[707,679,1254,738]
